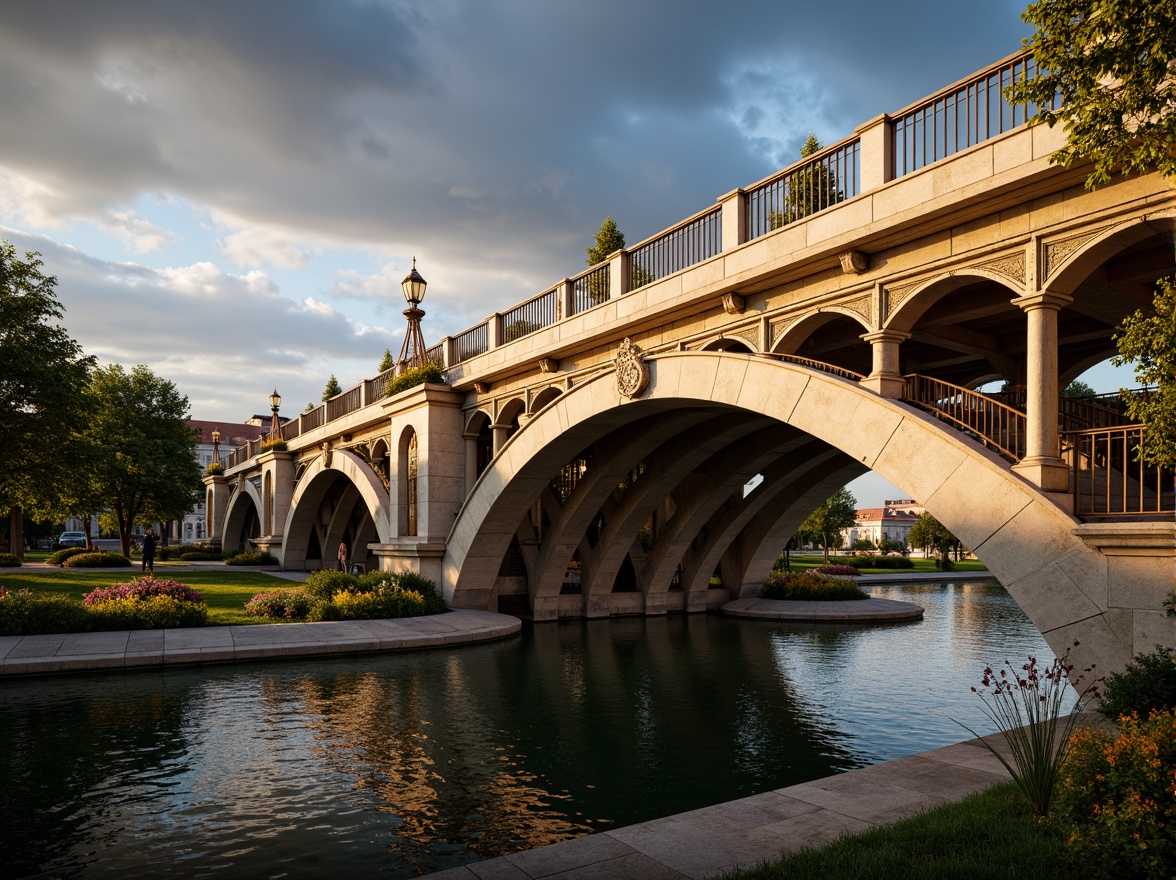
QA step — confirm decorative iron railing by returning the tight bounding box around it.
[571,264,610,314]
[424,341,445,364]
[894,51,1041,177]
[904,374,1026,461]
[501,287,560,343]
[757,352,864,382]
[629,207,722,290]
[1064,425,1175,516]
[452,322,489,364]
[745,138,860,241]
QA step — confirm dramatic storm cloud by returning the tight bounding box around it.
[0,0,1032,430]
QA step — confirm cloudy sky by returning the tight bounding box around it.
[2,1,1066,504]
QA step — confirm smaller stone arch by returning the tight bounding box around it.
[496,397,527,432]
[398,425,419,536]
[771,310,871,355]
[699,335,757,353]
[222,478,264,552]
[529,386,563,414]
[464,408,493,435]
[884,270,1023,333]
[1042,214,1176,297]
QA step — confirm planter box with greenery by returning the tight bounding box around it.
[385,362,445,397]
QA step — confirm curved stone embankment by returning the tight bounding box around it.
[0,609,521,677]
[722,596,925,622]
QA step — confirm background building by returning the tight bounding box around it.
[842,499,924,549]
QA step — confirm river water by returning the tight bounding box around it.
[0,580,1062,878]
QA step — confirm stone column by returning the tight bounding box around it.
[860,329,910,398]
[463,433,479,495]
[1011,292,1072,492]
[492,422,512,454]
[203,474,230,548]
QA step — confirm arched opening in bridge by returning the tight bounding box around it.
[399,427,419,536]
[283,467,381,571]
[222,486,262,553]
[773,313,871,375]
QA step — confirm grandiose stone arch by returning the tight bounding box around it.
[444,351,1130,676]
[1042,213,1176,298]
[281,448,391,569]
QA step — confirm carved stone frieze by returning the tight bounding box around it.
[882,282,919,322]
[729,327,760,350]
[768,315,799,349]
[974,252,1026,287]
[1044,226,1111,280]
[614,338,650,398]
[836,293,873,326]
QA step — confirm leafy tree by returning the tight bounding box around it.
[322,374,342,401]
[908,512,960,565]
[0,243,96,541]
[303,401,315,413]
[503,319,539,343]
[1062,379,1096,398]
[75,364,203,557]
[851,537,876,552]
[769,133,844,230]
[1112,277,1176,469]
[878,538,908,555]
[378,348,394,373]
[797,487,858,563]
[586,216,625,266]
[1007,0,1176,190]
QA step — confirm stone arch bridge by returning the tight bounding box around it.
[210,51,1175,677]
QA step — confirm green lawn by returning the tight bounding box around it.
[0,568,292,625]
[717,782,1070,880]
[783,554,989,575]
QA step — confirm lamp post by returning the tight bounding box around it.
[268,389,282,437]
[211,427,221,465]
[396,257,429,374]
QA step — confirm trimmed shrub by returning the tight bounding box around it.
[245,589,313,620]
[848,554,915,570]
[814,564,860,576]
[303,569,359,602]
[386,361,445,397]
[47,547,89,566]
[179,550,222,561]
[935,556,956,571]
[86,594,208,630]
[760,570,869,601]
[157,547,170,561]
[0,589,91,635]
[62,551,132,568]
[0,553,21,567]
[1097,645,1176,720]
[1055,709,1176,879]
[83,576,204,605]
[224,550,279,566]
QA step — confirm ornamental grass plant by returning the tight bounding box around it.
[959,644,1099,817]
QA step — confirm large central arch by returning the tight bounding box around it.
[444,352,1127,675]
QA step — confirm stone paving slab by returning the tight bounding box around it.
[0,609,521,677]
[722,596,925,622]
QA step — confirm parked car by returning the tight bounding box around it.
[54,531,88,550]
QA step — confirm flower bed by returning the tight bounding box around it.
[250,570,449,621]
[814,564,860,576]
[759,570,869,601]
[0,575,208,635]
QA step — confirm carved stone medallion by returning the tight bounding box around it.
[615,338,649,398]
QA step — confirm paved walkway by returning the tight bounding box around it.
[428,730,1029,880]
[0,609,521,676]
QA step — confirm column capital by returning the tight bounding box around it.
[860,329,911,345]
[1011,291,1072,312]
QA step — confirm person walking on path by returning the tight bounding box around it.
[142,530,157,573]
[337,540,347,572]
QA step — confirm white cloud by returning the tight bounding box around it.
[218,225,314,269]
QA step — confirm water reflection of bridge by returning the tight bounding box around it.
[210,49,1175,678]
